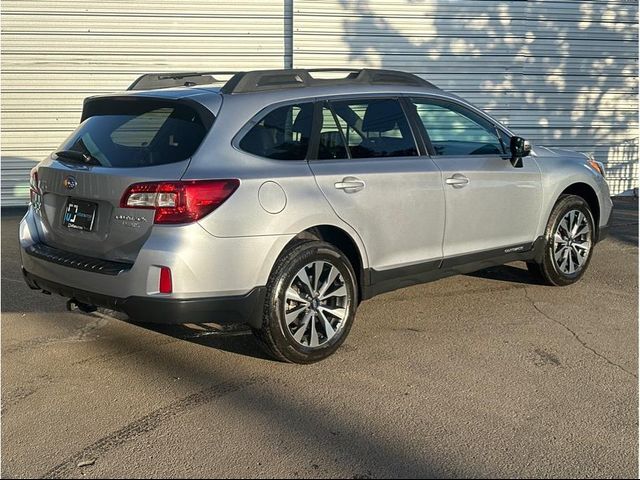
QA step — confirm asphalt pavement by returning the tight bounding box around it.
[2,198,638,478]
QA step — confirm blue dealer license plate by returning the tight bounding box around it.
[63,199,97,231]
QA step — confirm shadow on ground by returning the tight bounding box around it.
[128,320,274,361]
[608,197,639,246]
[469,263,539,285]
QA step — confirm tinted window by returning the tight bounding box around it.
[330,99,418,158]
[318,106,348,160]
[60,103,208,168]
[412,99,504,156]
[110,108,173,147]
[240,103,313,160]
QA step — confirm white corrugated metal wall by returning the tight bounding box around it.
[1,0,638,205]
[294,0,639,195]
[1,0,292,206]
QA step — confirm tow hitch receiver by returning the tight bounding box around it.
[66,299,97,314]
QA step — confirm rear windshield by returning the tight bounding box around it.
[58,99,211,168]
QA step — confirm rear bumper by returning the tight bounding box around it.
[20,206,292,300]
[23,269,266,327]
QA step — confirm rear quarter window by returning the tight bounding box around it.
[239,103,314,160]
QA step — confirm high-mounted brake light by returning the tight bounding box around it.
[120,179,239,224]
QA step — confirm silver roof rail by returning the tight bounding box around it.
[128,68,438,93]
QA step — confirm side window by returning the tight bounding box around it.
[239,103,313,160]
[329,98,418,158]
[318,106,348,160]
[332,109,363,148]
[412,99,504,156]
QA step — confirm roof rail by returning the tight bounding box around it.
[128,71,237,91]
[128,68,438,93]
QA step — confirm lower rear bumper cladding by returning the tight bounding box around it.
[22,269,266,328]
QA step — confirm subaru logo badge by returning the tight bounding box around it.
[64,176,77,190]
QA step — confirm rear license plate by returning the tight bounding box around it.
[63,199,97,231]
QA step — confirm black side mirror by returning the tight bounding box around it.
[509,136,530,168]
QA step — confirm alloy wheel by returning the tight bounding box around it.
[553,209,592,275]
[284,260,349,348]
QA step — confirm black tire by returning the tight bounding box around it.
[253,240,358,364]
[527,194,596,286]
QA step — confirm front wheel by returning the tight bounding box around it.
[253,240,358,364]
[527,194,596,286]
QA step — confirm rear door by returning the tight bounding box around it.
[409,97,542,258]
[308,97,445,273]
[34,96,214,262]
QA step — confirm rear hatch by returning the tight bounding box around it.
[33,95,215,263]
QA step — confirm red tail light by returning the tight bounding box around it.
[29,169,41,206]
[120,179,239,224]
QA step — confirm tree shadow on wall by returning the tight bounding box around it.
[302,0,638,193]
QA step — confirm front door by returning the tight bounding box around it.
[409,97,543,259]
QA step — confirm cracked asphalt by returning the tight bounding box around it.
[2,198,638,478]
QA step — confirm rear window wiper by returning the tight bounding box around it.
[54,149,101,166]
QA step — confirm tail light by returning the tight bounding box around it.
[120,179,239,224]
[29,169,41,207]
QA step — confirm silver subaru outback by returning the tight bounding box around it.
[20,68,612,363]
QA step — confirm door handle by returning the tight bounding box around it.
[335,177,365,193]
[445,174,469,189]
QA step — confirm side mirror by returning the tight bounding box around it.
[509,136,530,168]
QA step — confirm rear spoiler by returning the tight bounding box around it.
[81,95,216,129]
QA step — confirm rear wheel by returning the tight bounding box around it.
[527,194,595,286]
[253,240,358,364]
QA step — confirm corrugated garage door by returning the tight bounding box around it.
[293,0,638,195]
[2,0,637,205]
[1,0,292,206]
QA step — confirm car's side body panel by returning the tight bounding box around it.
[532,146,613,237]
[309,155,445,271]
[432,154,543,258]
